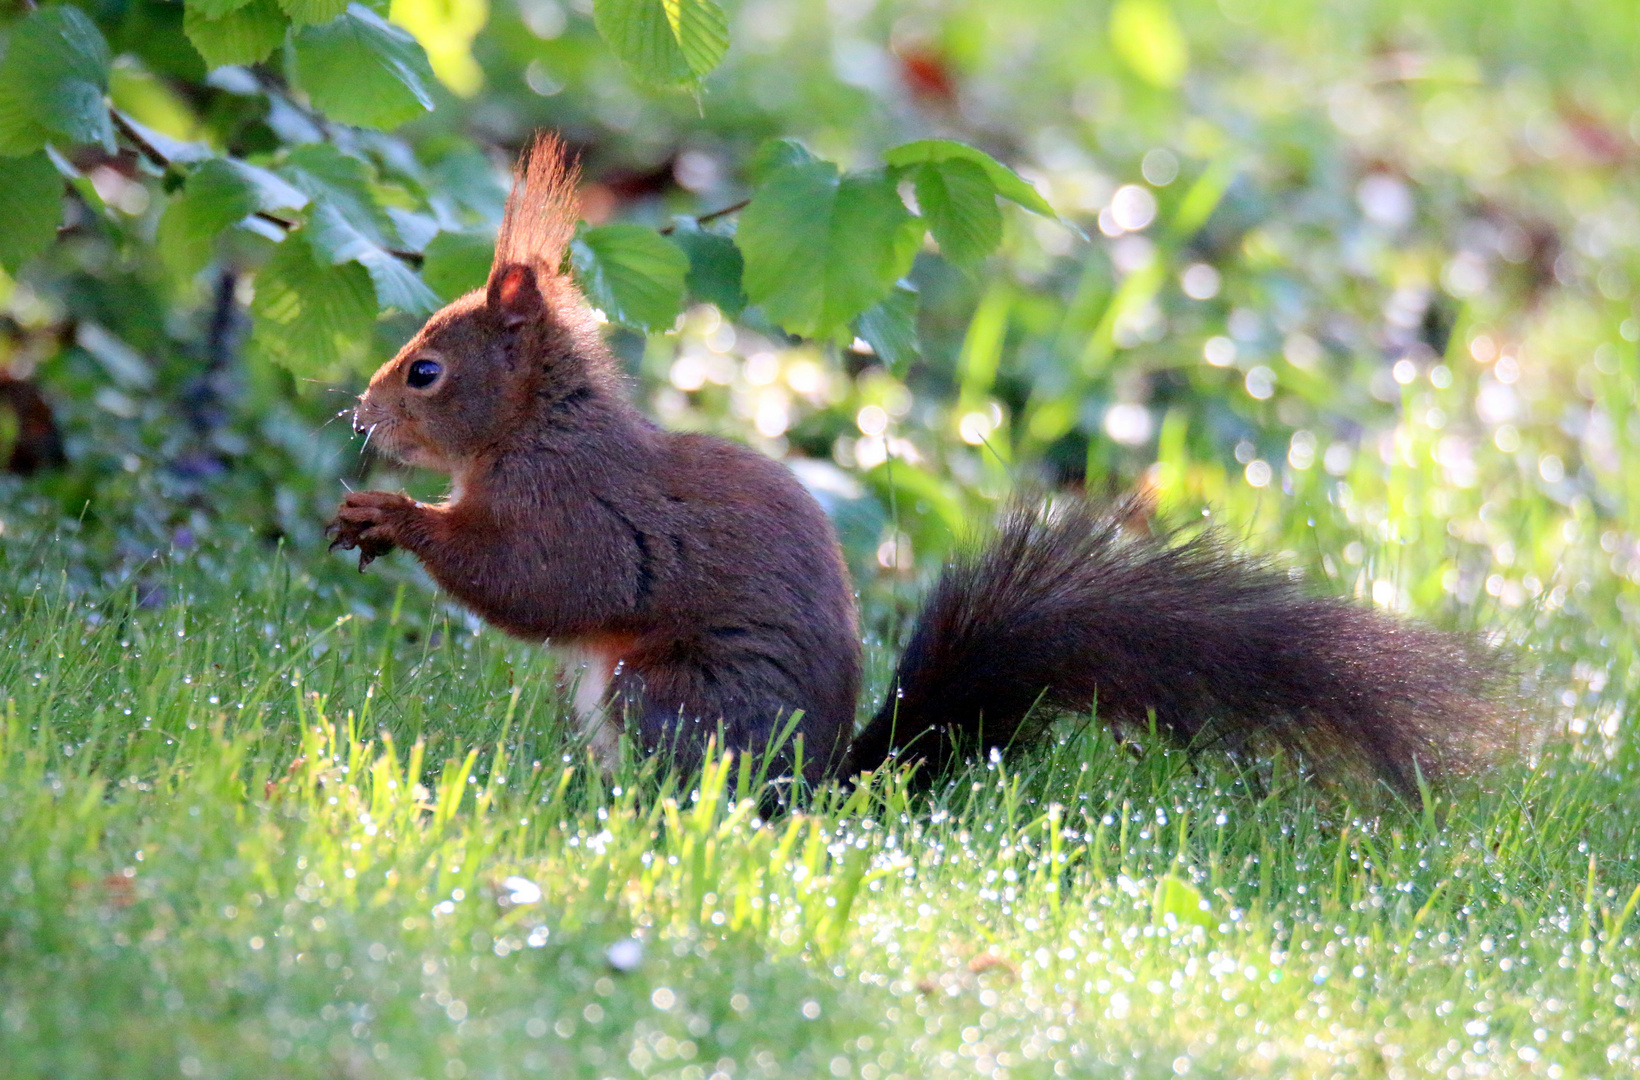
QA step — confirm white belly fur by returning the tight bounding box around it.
[556,643,623,770]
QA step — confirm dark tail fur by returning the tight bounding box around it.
[843,497,1509,793]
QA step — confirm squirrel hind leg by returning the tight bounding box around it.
[614,656,846,788]
[554,641,627,772]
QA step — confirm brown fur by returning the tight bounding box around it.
[844,498,1512,794]
[329,134,859,782]
[330,134,1510,793]
[493,134,580,282]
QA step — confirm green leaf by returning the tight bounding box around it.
[0,153,63,274]
[161,162,253,275]
[252,231,378,375]
[1172,156,1235,236]
[570,224,689,333]
[421,229,494,300]
[187,0,260,18]
[854,286,919,375]
[909,158,1002,267]
[157,182,251,278]
[885,139,1058,220]
[386,208,439,252]
[289,5,436,130]
[667,0,730,79]
[669,220,745,317]
[860,457,968,546]
[425,149,508,220]
[158,157,308,276]
[275,143,437,315]
[278,144,392,243]
[739,161,919,339]
[300,201,385,265]
[1109,0,1189,89]
[0,6,114,156]
[278,0,352,26]
[592,0,729,88]
[303,203,440,315]
[229,160,311,214]
[354,246,441,316]
[183,0,291,69]
[748,139,818,184]
[1152,874,1212,929]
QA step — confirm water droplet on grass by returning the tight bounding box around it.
[607,938,643,971]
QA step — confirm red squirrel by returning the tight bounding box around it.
[329,134,1507,792]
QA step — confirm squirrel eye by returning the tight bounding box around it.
[406,358,442,389]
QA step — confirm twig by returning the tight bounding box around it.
[114,111,301,233]
[696,197,750,225]
[110,110,170,173]
[658,197,750,235]
[110,108,422,266]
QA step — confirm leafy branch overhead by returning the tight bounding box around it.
[565,137,1059,345]
[180,0,438,123]
[0,1,1059,376]
[733,138,1061,341]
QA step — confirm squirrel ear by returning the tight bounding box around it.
[488,263,543,326]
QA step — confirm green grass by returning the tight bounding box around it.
[2,538,1638,1080]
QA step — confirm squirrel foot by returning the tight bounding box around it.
[328,490,417,571]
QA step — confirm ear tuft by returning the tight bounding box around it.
[490,132,581,283]
[489,263,543,326]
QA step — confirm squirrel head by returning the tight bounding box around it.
[352,133,619,474]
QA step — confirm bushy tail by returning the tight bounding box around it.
[844,497,1511,793]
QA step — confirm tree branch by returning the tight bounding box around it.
[110,110,423,267]
[110,110,170,173]
[658,198,751,235]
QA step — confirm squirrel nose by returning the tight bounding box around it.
[352,397,374,436]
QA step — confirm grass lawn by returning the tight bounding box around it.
[1,520,1637,1080]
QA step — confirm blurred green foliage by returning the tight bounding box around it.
[0,0,1637,722]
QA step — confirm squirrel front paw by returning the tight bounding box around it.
[328,490,418,570]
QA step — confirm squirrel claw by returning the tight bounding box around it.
[328,490,408,566]
[327,523,358,554]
